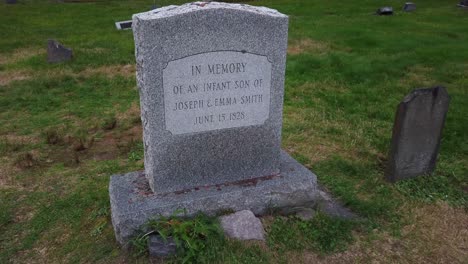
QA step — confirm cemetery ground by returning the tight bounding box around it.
[0,0,467,263]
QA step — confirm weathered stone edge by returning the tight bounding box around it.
[133,2,287,21]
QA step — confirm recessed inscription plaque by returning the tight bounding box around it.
[163,51,272,134]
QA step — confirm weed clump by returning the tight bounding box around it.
[101,115,117,130]
[43,128,64,145]
[131,212,223,263]
[125,139,143,161]
[68,129,94,151]
[0,138,24,155]
[14,152,39,169]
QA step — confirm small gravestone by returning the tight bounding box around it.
[403,2,416,12]
[377,7,393,15]
[47,39,73,63]
[385,86,450,182]
[6,0,17,4]
[148,235,177,257]
[115,20,132,30]
[109,2,318,247]
[220,210,265,241]
[458,0,468,7]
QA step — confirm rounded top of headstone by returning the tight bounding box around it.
[402,86,449,104]
[133,1,287,21]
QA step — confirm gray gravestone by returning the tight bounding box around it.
[403,2,416,12]
[6,0,17,4]
[459,0,468,7]
[385,86,450,182]
[115,20,132,30]
[133,2,286,193]
[377,7,393,15]
[109,2,318,247]
[47,39,73,63]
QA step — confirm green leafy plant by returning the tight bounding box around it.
[127,140,144,161]
[90,221,107,237]
[0,138,24,155]
[131,210,223,263]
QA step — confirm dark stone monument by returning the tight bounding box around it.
[377,7,393,15]
[115,20,132,30]
[385,86,450,182]
[403,2,416,12]
[6,0,17,4]
[47,39,73,63]
[458,0,468,7]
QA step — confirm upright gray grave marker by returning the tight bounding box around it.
[459,0,468,8]
[403,2,416,12]
[133,2,288,193]
[385,86,450,182]
[109,2,318,247]
[47,39,73,63]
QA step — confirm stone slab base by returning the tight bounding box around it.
[109,150,318,247]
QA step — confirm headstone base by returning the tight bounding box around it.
[109,150,318,247]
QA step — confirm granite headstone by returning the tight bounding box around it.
[385,86,450,182]
[403,2,416,12]
[115,20,132,30]
[133,2,287,193]
[458,0,468,7]
[377,7,393,15]
[109,2,318,247]
[47,39,73,63]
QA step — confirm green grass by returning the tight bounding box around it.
[267,213,356,254]
[1,0,467,263]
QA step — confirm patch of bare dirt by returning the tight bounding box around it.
[116,102,141,121]
[76,47,107,53]
[0,70,32,86]
[1,134,40,145]
[14,150,43,170]
[288,38,330,55]
[400,202,468,263]
[0,48,43,65]
[399,65,435,88]
[0,158,23,190]
[80,124,142,162]
[0,63,136,86]
[80,64,135,78]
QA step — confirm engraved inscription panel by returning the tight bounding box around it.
[163,51,271,134]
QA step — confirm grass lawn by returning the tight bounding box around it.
[1,0,467,263]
